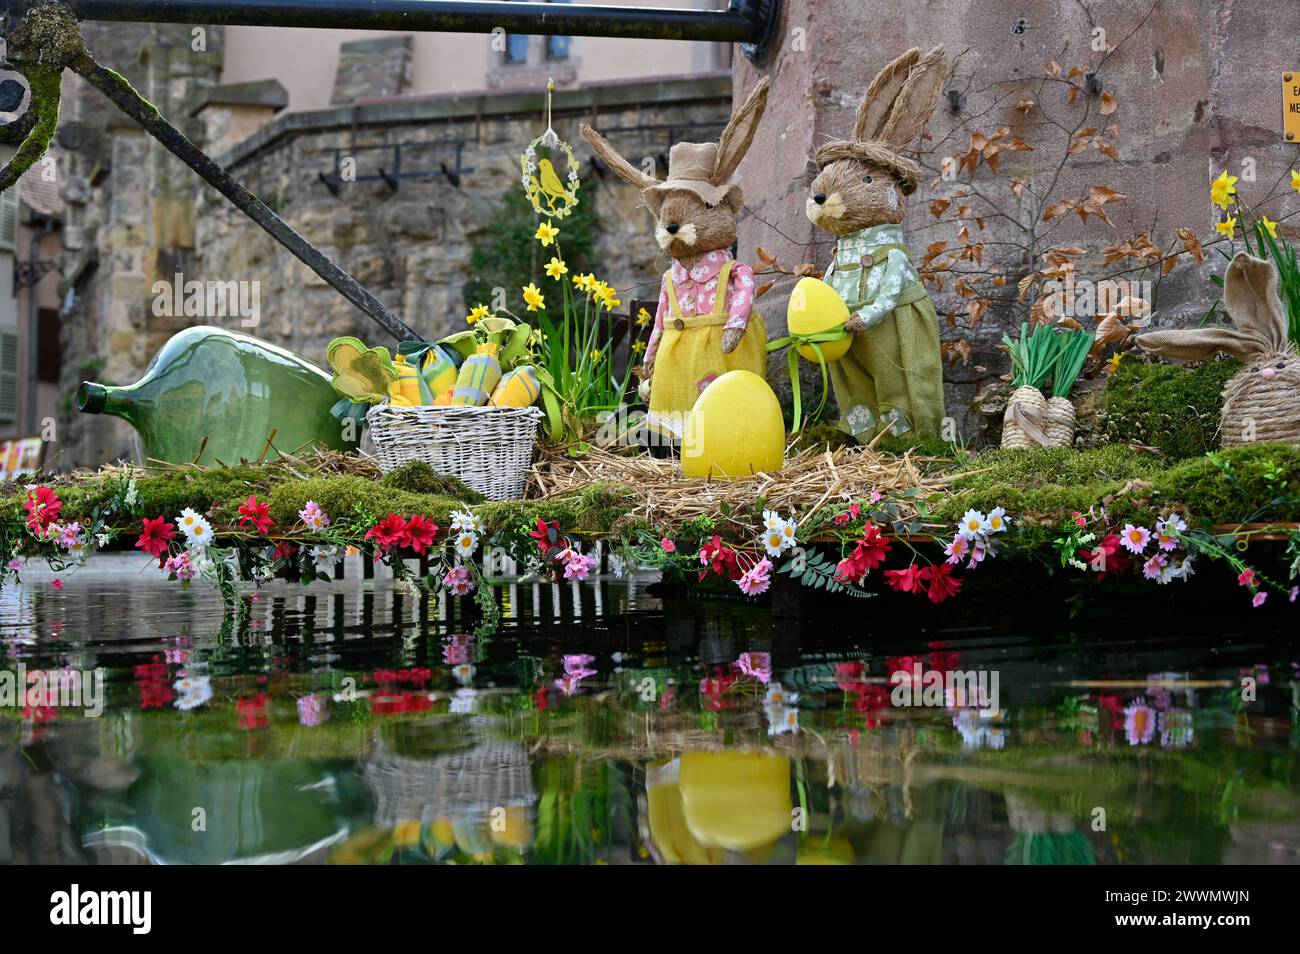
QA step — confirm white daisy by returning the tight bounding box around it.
[450,510,482,534]
[173,675,213,711]
[779,518,798,549]
[454,531,479,559]
[958,509,990,540]
[761,527,786,557]
[185,515,213,550]
[987,506,1010,533]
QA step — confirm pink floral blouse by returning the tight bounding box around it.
[644,249,756,366]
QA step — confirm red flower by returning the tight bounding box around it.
[529,519,562,554]
[1078,533,1130,579]
[833,503,861,527]
[272,541,297,561]
[24,486,63,533]
[918,563,962,603]
[884,565,924,594]
[237,495,274,535]
[364,513,408,552]
[852,684,891,727]
[697,535,740,581]
[135,516,175,559]
[855,524,892,571]
[533,685,549,711]
[835,555,866,585]
[400,514,439,554]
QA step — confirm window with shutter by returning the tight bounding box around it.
[0,329,19,423]
[0,187,18,253]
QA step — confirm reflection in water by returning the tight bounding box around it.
[1,554,1298,865]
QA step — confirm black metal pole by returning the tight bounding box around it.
[3,0,767,45]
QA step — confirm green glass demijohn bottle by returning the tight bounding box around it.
[77,326,358,467]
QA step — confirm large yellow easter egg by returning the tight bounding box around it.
[677,751,793,852]
[681,370,785,479]
[787,276,851,362]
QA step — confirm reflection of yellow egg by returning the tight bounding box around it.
[677,751,793,852]
[681,370,785,479]
[787,276,851,362]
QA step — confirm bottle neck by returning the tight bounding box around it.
[77,381,143,422]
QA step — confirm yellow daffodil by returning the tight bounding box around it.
[578,273,597,293]
[544,256,568,279]
[1210,171,1238,211]
[1291,169,1300,193]
[1104,352,1122,375]
[522,282,545,312]
[466,304,490,325]
[535,220,560,247]
[636,307,652,328]
[1259,216,1278,238]
[589,350,603,363]
[1215,215,1237,237]
[631,339,646,354]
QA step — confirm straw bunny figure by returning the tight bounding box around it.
[1136,252,1300,446]
[806,47,949,440]
[580,78,770,441]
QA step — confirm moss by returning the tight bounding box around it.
[1103,355,1239,459]
[472,482,637,536]
[1149,443,1300,524]
[380,461,483,502]
[934,444,1168,544]
[267,476,463,529]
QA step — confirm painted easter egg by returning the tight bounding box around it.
[787,276,851,362]
[681,370,785,478]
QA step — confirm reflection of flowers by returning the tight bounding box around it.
[173,675,212,711]
[765,682,800,736]
[1159,708,1194,749]
[1123,697,1157,745]
[736,652,771,684]
[236,692,271,730]
[297,693,329,727]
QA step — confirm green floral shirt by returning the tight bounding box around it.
[823,223,920,330]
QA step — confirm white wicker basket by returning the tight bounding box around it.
[366,404,544,501]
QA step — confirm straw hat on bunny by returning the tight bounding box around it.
[578,79,771,414]
[808,46,949,240]
[1136,252,1300,446]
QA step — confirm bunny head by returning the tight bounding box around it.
[1136,252,1300,446]
[807,47,949,237]
[580,78,769,264]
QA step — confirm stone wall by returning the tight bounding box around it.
[734,0,1300,444]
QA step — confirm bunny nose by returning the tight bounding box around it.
[1260,366,1277,379]
[813,193,827,205]
[665,223,680,235]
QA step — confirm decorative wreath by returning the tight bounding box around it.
[520,131,581,219]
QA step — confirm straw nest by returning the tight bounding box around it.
[526,439,961,532]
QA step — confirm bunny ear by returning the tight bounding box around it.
[1135,328,1261,363]
[713,77,769,186]
[579,123,659,191]
[880,46,950,148]
[1224,252,1289,353]
[852,48,922,142]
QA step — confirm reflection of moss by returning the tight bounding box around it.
[1103,355,1239,459]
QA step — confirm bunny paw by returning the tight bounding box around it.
[720,328,744,354]
[845,315,869,335]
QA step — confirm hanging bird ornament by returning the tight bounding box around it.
[521,79,581,218]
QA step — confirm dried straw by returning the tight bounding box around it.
[527,439,960,534]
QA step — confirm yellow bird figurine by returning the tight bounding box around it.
[535,157,572,202]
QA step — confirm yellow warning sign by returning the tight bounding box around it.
[1285,73,1300,142]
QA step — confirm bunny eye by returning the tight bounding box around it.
[1277,362,1287,369]
[862,175,874,184]
[1250,366,1260,373]
[704,202,716,210]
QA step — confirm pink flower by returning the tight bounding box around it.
[56,522,84,552]
[443,565,475,596]
[50,578,63,590]
[564,553,598,581]
[298,501,330,530]
[7,559,21,571]
[563,654,597,678]
[1142,553,1168,580]
[1071,511,1087,528]
[737,557,773,596]
[736,651,771,684]
[163,552,196,581]
[1119,524,1150,554]
[1251,591,1267,608]
[297,694,329,727]
[1237,568,1256,587]
[1123,698,1157,746]
[1290,586,1298,603]
[660,537,676,553]
[868,491,883,504]
[944,533,970,565]
[966,542,989,568]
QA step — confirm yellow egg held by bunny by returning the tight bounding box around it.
[681,370,785,479]
[787,276,852,362]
